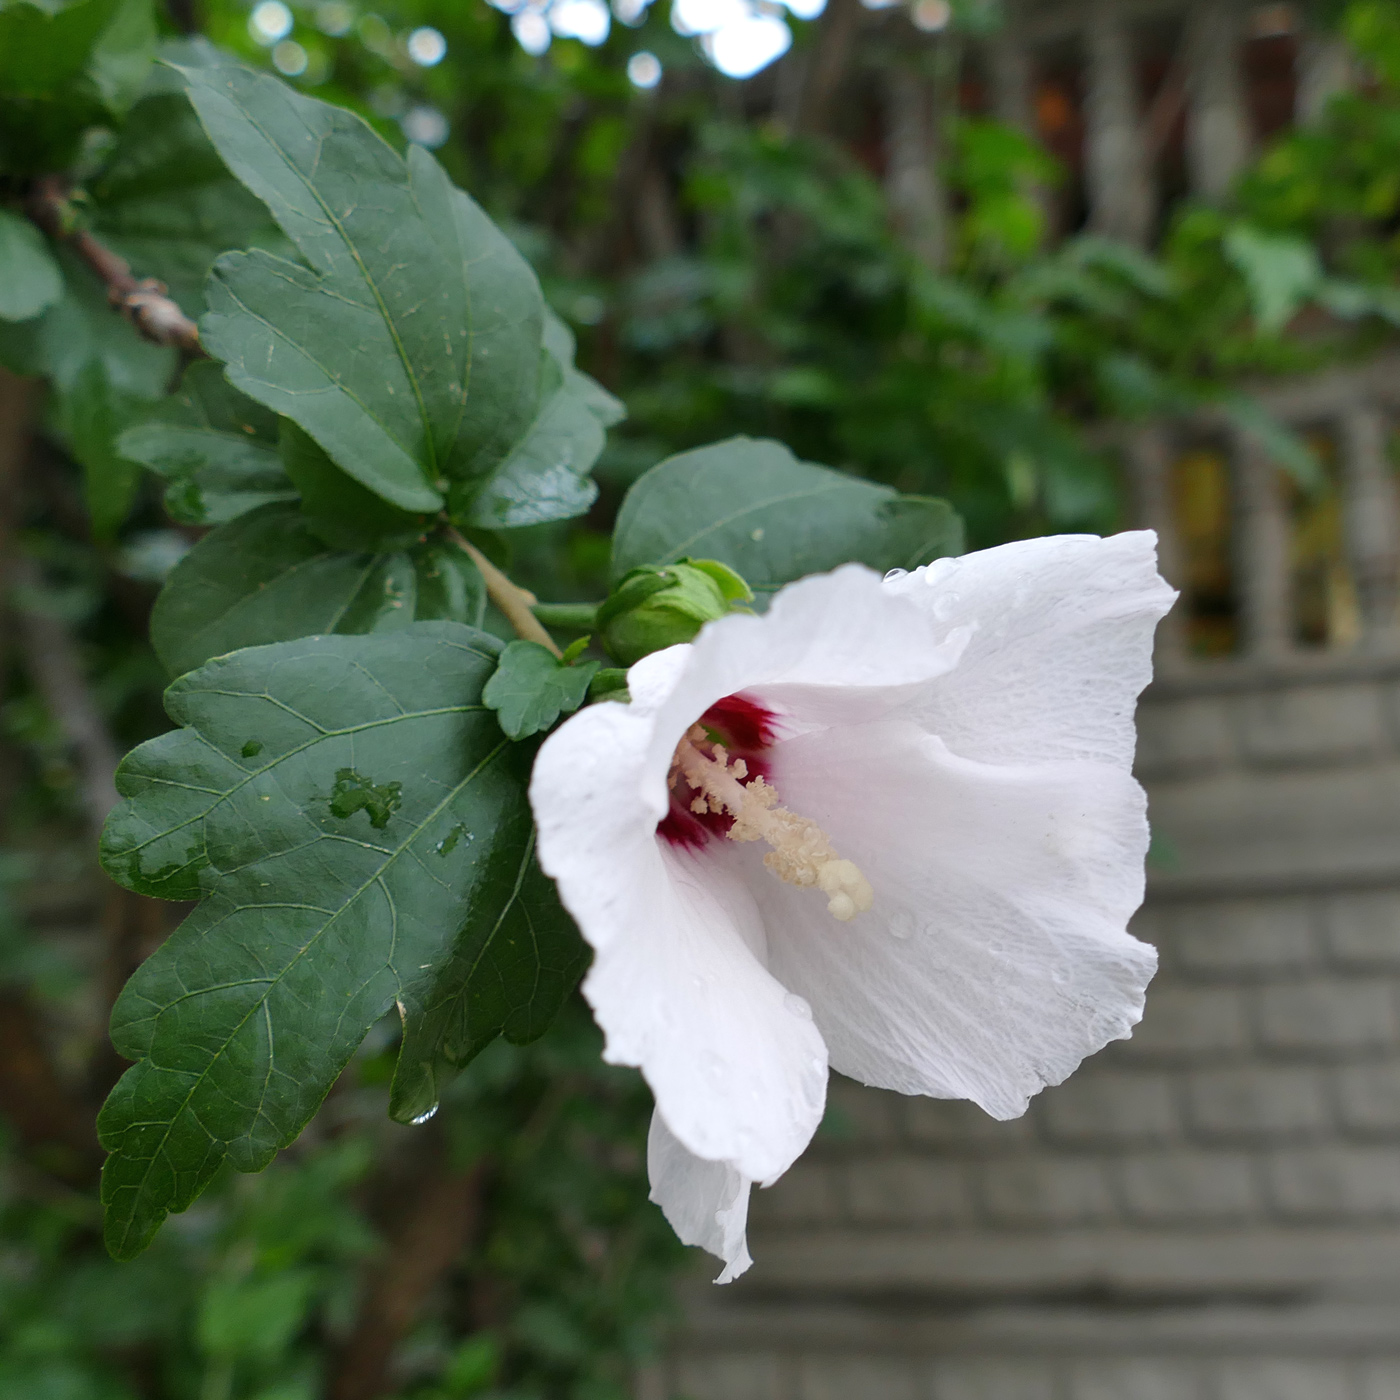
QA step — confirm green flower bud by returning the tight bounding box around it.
[597,559,753,666]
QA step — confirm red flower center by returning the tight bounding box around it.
[658,693,777,850]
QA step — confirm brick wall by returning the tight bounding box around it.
[663,659,1400,1400]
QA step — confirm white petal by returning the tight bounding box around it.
[885,531,1176,768]
[648,1109,753,1283]
[748,718,1157,1119]
[530,701,828,1183]
[642,564,966,809]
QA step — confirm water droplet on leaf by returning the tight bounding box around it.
[410,1104,439,1125]
[434,824,466,856]
[329,768,403,829]
[241,740,263,757]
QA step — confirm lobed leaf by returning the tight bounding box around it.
[611,436,963,597]
[57,360,145,539]
[0,244,174,395]
[0,0,155,172]
[482,641,599,741]
[90,76,291,317]
[116,360,294,527]
[0,210,62,323]
[149,503,485,678]
[388,824,588,1125]
[183,60,544,514]
[98,625,585,1257]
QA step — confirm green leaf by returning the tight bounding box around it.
[610,437,964,597]
[464,315,624,530]
[0,244,175,394]
[482,640,599,740]
[1223,223,1322,335]
[96,625,577,1257]
[0,0,120,98]
[149,503,484,677]
[85,0,156,115]
[90,83,291,317]
[56,359,144,538]
[0,210,62,322]
[389,823,587,1125]
[0,0,155,172]
[1220,393,1325,493]
[183,60,544,513]
[279,420,429,552]
[116,360,295,526]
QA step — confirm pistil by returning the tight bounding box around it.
[671,726,874,922]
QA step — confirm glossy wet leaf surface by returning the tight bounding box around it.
[150,503,484,677]
[611,436,964,598]
[185,60,544,513]
[98,625,583,1258]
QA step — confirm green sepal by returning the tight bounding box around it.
[596,560,752,666]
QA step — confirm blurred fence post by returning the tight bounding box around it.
[1184,0,1251,199]
[1084,0,1153,245]
[1340,403,1400,646]
[1233,427,1293,659]
[1125,424,1187,670]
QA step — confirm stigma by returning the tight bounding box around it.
[668,724,875,923]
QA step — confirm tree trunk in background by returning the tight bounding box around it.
[1296,28,1352,125]
[0,367,39,834]
[1084,0,1153,245]
[990,0,1035,136]
[797,0,864,136]
[329,1143,487,1400]
[884,64,948,270]
[1185,0,1251,200]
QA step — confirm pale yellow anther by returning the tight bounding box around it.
[671,728,875,923]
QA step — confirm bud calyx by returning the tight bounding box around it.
[597,559,753,666]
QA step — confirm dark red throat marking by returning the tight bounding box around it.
[658,692,778,850]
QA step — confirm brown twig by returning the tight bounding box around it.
[26,177,205,357]
[444,528,562,657]
[328,1137,489,1400]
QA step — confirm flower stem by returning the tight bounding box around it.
[531,602,600,630]
[444,528,561,657]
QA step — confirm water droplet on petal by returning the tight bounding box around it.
[784,992,813,1020]
[883,568,907,583]
[932,592,960,621]
[410,1104,439,1125]
[785,992,813,1019]
[888,909,916,941]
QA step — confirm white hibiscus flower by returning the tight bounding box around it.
[529,532,1176,1282]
